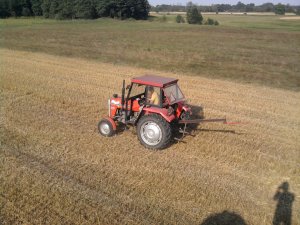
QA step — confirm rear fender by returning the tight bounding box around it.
[143,107,175,123]
[182,105,192,114]
[176,102,192,118]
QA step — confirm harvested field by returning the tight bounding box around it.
[280,16,300,20]
[0,49,299,224]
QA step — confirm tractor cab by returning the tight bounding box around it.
[128,75,186,108]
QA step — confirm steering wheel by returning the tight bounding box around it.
[138,97,146,106]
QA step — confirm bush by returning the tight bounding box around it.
[186,6,203,24]
[205,17,214,25]
[175,14,185,23]
[204,18,219,26]
[161,14,167,22]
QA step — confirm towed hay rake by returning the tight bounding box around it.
[98,75,241,149]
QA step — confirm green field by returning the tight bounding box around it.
[1,15,300,90]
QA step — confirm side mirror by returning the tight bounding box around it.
[126,85,131,90]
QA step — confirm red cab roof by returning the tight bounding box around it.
[131,75,178,88]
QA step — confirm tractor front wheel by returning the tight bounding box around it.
[137,114,172,149]
[98,119,115,137]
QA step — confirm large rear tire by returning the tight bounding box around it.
[137,114,172,149]
[98,119,115,137]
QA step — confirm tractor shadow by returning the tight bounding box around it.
[200,210,248,225]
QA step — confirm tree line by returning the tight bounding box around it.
[0,0,150,19]
[152,2,300,15]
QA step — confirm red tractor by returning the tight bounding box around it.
[98,75,229,149]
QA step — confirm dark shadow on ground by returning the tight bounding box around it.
[273,182,295,225]
[172,104,242,142]
[200,210,247,225]
[190,104,205,120]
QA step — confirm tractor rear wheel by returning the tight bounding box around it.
[137,114,172,149]
[98,119,115,137]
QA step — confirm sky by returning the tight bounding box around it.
[149,0,300,6]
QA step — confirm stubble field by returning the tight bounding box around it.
[1,48,299,224]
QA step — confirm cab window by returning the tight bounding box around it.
[146,86,161,106]
[129,83,146,98]
[164,84,184,103]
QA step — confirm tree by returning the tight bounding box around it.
[216,4,231,12]
[49,0,60,18]
[31,0,42,16]
[130,0,150,20]
[175,14,185,23]
[75,0,97,19]
[0,0,10,18]
[8,0,23,16]
[41,0,50,18]
[60,0,75,19]
[245,3,255,12]
[274,3,285,15]
[186,6,202,24]
[96,0,150,20]
[284,4,293,13]
[235,1,245,11]
[259,3,274,12]
[296,7,300,15]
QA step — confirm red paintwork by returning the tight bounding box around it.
[105,117,117,130]
[131,100,140,112]
[182,105,192,115]
[109,97,190,123]
[110,98,141,117]
[176,102,183,118]
[131,75,178,88]
[174,102,191,117]
[110,97,122,117]
[143,107,176,122]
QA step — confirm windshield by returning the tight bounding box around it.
[129,84,161,106]
[164,84,184,103]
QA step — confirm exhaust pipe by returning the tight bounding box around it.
[121,80,125,112]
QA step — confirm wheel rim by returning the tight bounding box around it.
[100,122,110,135]
[140,121,162,146]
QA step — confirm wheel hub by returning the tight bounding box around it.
[100,123,110,135]
[141,122,162,146]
